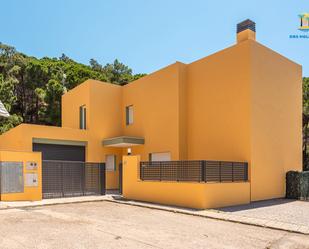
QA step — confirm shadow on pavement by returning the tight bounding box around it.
[216,198,297,212]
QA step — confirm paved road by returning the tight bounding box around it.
[0,201,308,249]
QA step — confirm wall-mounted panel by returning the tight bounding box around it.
[0,162,24,193]
[25,173,38,187]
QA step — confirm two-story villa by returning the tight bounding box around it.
[0,20,302,206]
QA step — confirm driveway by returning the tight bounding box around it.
[0,201,308,249]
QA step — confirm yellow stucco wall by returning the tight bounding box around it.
[0,122,119,190]
[0,124,89,153]
[62,79,123,189]
[237,29,256,43]
[185,39,302,202]
[0,123,24,151]
[250,41,302,201]
[123,156,250,209]
[122,63,186,161]
[186,41,251,162]
[88,80,123,189]
[0,151,42,201]
[62,80,91,130]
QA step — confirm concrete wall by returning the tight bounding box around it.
[122,156,250,209]
[0,151,42,201]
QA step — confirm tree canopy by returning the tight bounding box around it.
[0,43,145,132]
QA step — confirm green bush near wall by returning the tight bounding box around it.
[286,171,309,200]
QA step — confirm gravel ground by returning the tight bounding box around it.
[218,199,309,227]
[0,201,308,249]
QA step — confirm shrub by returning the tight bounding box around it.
[286,171,309,200]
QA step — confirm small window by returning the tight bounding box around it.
[106,155,116,171]
[149,152,171,162]
[79,105,86,130]
[126,105,133,125]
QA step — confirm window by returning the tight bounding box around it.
[106,155,116,171]
[126,105,133,125]
[79,105,86,130]
[149,152,171,162]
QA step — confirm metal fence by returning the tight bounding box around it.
[140,160,248,182]
[42,160,105,199]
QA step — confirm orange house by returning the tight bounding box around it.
[0,19,302,207]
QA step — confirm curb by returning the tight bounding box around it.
[104,199,309,235]
[1,197,308,235]
[0,198,108,210]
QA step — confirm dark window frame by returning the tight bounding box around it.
[126,105,133,126]
[79,105,86,130]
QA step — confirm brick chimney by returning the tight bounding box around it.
[237,19,256,43]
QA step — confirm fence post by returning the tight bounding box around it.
[99,163,106,195]
[176,162,179,182]
[81,162,85,195]
[140,163,143,180]
[219,162,222,182]
[201,161,206,182]
[119,163,123,194]
[160,162,162,181]
[61,162,64,197]
[176,161,179,182]
[232,162,234,182]
[245,163,248,181]
[205,161,207,182]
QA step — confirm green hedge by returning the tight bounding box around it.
[286,171,309,200]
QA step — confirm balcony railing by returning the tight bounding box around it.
[140,160,248,183]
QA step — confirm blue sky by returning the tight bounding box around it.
[1,0,308,76]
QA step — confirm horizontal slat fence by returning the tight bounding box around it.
[140,161,248,183]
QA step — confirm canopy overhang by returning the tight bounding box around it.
[102,136,145,147]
